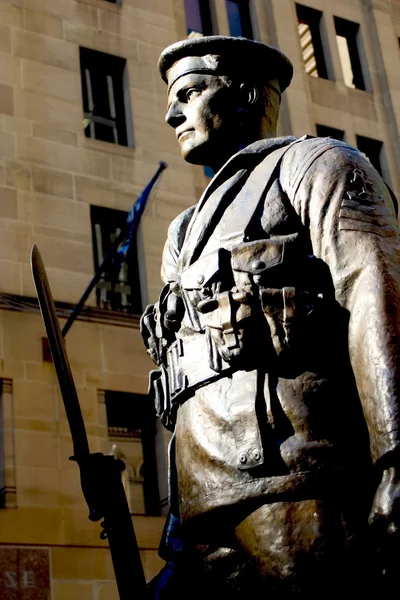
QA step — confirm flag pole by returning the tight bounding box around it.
[61,161,167,337]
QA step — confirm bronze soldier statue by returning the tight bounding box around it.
[141,36,400,597]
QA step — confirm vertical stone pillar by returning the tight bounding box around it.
[265,0,313,137]
[362,0,400,195]
[0,379,17,508]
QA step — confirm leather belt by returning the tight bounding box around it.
[166,334,231,402]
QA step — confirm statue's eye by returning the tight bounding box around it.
[186,87,200,101]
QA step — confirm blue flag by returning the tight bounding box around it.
[115,161,167,263]
[61,161,167,336]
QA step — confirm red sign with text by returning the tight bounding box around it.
[0,547,51,599]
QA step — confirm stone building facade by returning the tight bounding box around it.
[0,0,399,598]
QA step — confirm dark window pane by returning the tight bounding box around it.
[226,0,242,36]
[296,4,328,80]
[105,391,145,436]
[94,122,117,144]
[356,135,383,176]
[316,124,344,141]
[105,391,160,516]
[184,0,213,35]
[226,0,253,39]
[80,47,129,146]
[184,0,203,34]
[90,205,142,314]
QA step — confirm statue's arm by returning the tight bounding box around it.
[140,207,195,431]
[282,140,400,528]
[141,206,195,364]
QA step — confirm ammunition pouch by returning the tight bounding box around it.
[231,236,330,364]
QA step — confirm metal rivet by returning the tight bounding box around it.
[239,454,247,464]
[251,259,265,271]
[254,452,261,461]
[197,274,205,284]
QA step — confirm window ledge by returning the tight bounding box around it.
[77,0,122,12]
[346,86,373,98]
[307,75,373,96]
[0,293,141,329]
[79,136,136,158]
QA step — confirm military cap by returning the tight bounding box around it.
[158,35,293,94]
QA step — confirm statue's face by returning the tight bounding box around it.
[165,72,240,168]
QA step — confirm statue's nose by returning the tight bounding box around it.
[165,103,185,129]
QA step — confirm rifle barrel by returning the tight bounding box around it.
[31,244,90,458]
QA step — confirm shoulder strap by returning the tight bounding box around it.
[220,138,304,242]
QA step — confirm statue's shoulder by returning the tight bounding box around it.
[282,135,366,170]
[279,135,379,192]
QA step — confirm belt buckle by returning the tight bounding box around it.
[167,339,187,400]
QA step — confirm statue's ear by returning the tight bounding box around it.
[238,82,259,110]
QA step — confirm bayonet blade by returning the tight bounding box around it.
[30,245,90,458]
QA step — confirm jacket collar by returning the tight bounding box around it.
[197,136,297,214]
[180,136,297,268]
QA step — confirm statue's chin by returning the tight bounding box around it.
[181,144,210,167]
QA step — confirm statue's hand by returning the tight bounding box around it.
[368,467,400,532]
[368,466,400,583]
[140,303,162,365]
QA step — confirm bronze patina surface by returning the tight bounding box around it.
[141,36,400,597]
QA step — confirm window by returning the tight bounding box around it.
[80,47,132,147]
[90,205,142,314]
[316,124,345,141]
[334,17,366,90]
[296,4,328,79]
[203,166,214,178]
[356,135,384,177]
[184,0,213,36]
[226,0,253,39]
[105,391,160,516]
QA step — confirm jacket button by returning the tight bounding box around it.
[197,274,205,284]
[239,454,247,464]
[170,282,180,295]
[251,259,265,271]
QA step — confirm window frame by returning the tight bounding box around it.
[90,205,142,316]
[226,0,253,40]
[79,47,132,148]
[334,16,368,91]
[184,0,214,36]
[296,3,330,80]
[104,390,161,516]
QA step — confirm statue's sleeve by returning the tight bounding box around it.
[281,139,400,465]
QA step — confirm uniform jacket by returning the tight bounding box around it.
[142,135,400,526]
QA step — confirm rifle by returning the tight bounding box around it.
[31,245,147,600]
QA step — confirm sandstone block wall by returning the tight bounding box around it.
[0,1,399,598]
